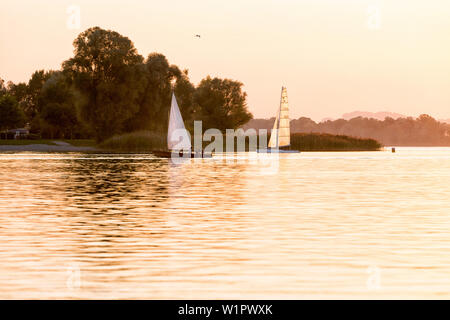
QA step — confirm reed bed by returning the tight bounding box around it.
[99,131,382,152]
[290,133,382,151]
[99,131,166,152]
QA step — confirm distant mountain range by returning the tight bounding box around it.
[340,111,406,121]
[318,111,407,122]
[319,111,450,124]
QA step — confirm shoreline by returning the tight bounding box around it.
[0,145,449,154]
[2,140,446,153]
[0,144,382,153]
[0,141,100,153]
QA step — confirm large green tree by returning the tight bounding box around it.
[7,82,28,111]
[40,103,78,139]
[0,95,25,131]
[124,53,197,133]
[38,72,81,139]
[124,53,178,133]
[27,70,55,116]
[63,27,144,141]
[7,71,55,132]
[194,76,253,131]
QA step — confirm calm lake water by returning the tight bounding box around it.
[1,147,450,299]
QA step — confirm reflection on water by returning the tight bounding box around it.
[0,148,450,299]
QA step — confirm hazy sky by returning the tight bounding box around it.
[1,0,449,121]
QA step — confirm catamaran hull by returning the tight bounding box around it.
[256,149,300,153]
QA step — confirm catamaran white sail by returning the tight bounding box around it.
[258,86,299,153]
[167,93,191,151]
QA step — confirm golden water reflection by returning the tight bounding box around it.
[0,149,450,299]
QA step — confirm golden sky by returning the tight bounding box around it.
[1,0,449,121]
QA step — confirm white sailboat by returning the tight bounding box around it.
[167,92,191,151]
[153,93,211,158]
[258,86,299,153]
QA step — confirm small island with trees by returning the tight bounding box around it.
[0,26,384,152]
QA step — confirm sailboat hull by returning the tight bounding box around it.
[152,150,212,158]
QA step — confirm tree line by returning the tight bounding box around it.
[0,27,252,141]
[245,115,450,146]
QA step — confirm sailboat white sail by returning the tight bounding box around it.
[268,86,291,148]
[167,93,191,151]
[153,92,211,158]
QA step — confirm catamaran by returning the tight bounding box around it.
[153,93,211,158]
[257,86,299,153]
